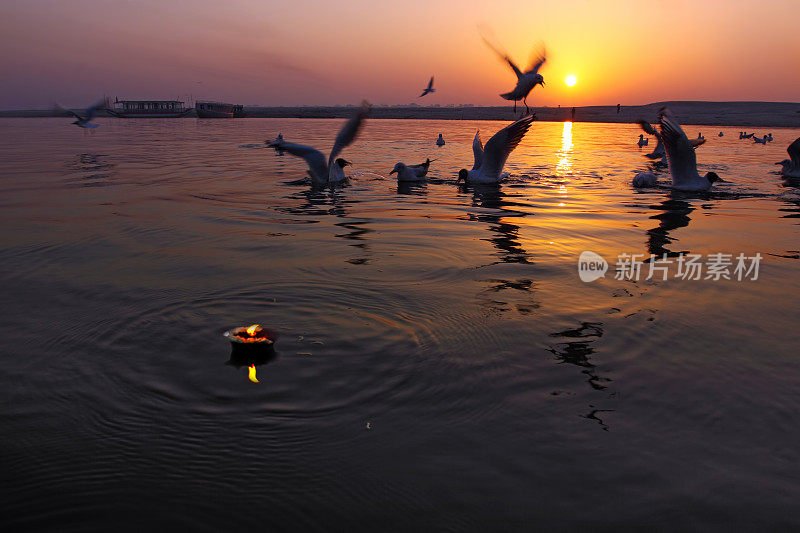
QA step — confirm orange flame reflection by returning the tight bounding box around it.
[248,364,259,383]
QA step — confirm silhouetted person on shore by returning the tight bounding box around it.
[616,103,621,114]
[571,107,576,121]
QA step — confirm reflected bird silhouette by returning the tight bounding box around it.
[458,115,534,184]
[268,102,369,185]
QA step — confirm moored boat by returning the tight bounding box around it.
[108,99,191,118]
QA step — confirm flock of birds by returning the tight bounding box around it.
[60,38,800,189]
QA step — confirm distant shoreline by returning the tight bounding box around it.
[2,101,799,128]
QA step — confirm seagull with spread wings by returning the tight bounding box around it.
[58,99,106,129]
[483,37,546,114]
[267,102,369,185]
[458,114,535,184]
[419,77,435,97]
[657,108,721,191]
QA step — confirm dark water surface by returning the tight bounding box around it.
[2,118,799,531]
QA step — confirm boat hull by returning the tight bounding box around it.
[107,109,192,118]
[195,102,242,118]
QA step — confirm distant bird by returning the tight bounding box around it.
[657,107,721,191]
[767,133,773,142]
[776,137,800,178]
[436,134,445,147]
[697,132,705,141]
[632,171,658,188]
[637,134,649,148]
[58,99,106,129]
[754,135,768,145]
[742,132,755,139]
[458,114,535,184]
[718,131,724,137]
[419,77,435,97]
[390,162,425,182]
[267,102,369,185]
[483,38,546,114]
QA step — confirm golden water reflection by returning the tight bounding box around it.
[556,121,574,177]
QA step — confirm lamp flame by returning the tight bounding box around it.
[248,364,259,383]
[246,324,262,336]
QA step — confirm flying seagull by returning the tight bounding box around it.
[419,77,435,97]
[776,137,800,178]
[458,114,535,183]
[58,99,107,129]
[658,107,721,191]
[267,102,369,185]
[483,37,546,114]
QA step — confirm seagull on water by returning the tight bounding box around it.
[637,134,649,148]
[58,99,106,129]
[390,159,433,182]
[436,134,445,147]
[754,135,768,145]
[267,102,369,185]
[419,77,435,97]
[718,131,724,137]
[458,114,535,184]
[408,158,434,177]
[776,137,800,178]
[657,107,721,191]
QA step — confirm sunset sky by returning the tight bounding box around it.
[1,0,799,109]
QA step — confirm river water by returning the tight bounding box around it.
[1,117,799,531]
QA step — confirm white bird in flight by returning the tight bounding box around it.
[419,77,435,97]
[657,107,721,191]
[483,38,546,114]
[458,114,535,184]
[267,102,369,185]
[58,99,106,129]
[776,136,800,178]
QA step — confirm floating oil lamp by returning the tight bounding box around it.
[224,324,278,383]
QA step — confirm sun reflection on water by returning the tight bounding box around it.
[556,121,574,177]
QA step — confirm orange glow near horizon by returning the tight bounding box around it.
[0,0,798,109]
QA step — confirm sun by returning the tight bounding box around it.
[565,75,577,87]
